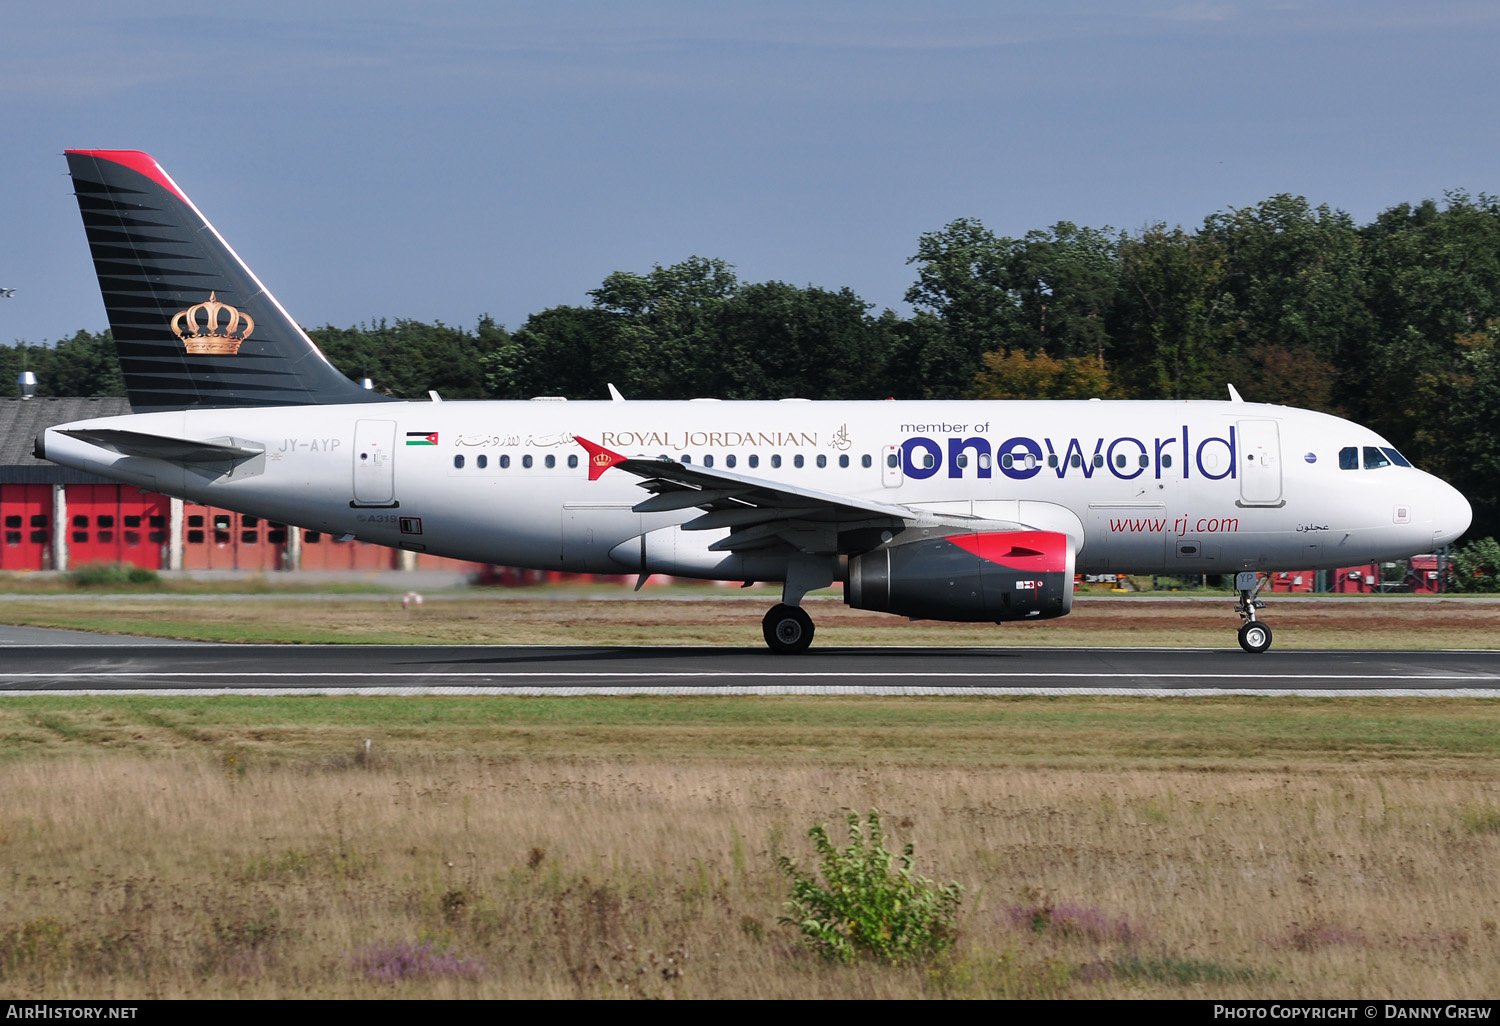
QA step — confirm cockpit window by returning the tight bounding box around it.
[1363,446,1392,470]
[1339,446,1358,470]
[1381,447,1413,468]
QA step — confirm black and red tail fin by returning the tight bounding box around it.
[64,150,388,413]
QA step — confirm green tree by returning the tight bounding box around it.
[969,348,1113,400]
[1112,224,1234,399]
[32,331,126,398]
[482,305,621,399]
[1203,194,1369,363]
[905,218,1022,396]
[1005,222,1120,361]
[711,281,892,399]
[588,256,738,398]
[310,317,508,400]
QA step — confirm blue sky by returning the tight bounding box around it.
[3,1,1498,346]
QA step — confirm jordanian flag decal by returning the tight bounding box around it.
[405,431,439,446]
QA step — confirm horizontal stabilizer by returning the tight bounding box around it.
[57,428,264,465]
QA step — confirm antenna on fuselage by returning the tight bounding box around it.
[608,383,626,402]
[1227,384,1245,402]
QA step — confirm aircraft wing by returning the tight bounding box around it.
[56,428,265,465]
[576,436,962,554]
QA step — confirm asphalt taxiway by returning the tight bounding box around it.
[2,626,1499,696]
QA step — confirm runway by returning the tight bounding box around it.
[3,626,1500,696]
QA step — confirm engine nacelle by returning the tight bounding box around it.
[845,528,1074,623]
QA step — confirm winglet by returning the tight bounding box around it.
[574,436,627,481]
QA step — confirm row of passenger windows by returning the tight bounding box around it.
[1339,446,1412,470]
[450,451,1174,472]
[452,453,882,470]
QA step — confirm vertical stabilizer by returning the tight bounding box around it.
[64,150,389,412]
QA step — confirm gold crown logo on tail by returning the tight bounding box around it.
[169,292,254,355]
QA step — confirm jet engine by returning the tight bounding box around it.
[845,528,1074,623]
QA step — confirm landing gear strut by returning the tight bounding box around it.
[1234,571,1273,653]
[761,555,834,654]
[763,604,814,655]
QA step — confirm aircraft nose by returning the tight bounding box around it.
[1430,478,1472,548]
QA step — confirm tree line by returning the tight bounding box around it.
[5,189,1500,548]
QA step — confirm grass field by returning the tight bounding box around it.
[3,695,1500,999]
[0,589,1496,648]
[2,587,1498,998]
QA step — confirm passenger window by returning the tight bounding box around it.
[1138,454,1149,468]
[545,455,556,469]
[922,453,935,470]
[1070,454,1081,468]
[522,455,533,468]
[1363,446,1391,470]
[704,455,714,468]
[794,455,805,468]
[1115,454,1127,468]
[500,455,510,468]
[727,455,737,468]
[1048,455,1059,468]
[453,455,465,469]
[749,455,760,469]
[682,455,691,464]
[886,453,898,469]
[1381,447,1412,468]
[1339,446,1359,470]
[979,453,992,470]
[862,455,872,468]
[956,454,968,468]
[1092,454,1104,468]
[1162,454,1173,468]
[816,455,827,468]
[1001,454,1014,469]
[477,455,488,469]
[839,455,849,468]
[772,455,782,468]
[568,455,578,468]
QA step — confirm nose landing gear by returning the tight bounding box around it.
[1234,571,1273,653]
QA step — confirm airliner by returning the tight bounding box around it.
[37,150,1473,653]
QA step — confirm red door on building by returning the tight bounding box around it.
[64,485,169,569]
[0,484,53,571]
[181,503,289,570]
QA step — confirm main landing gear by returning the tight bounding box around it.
[763,604,814,655]
[1234,571,1273,653]
[762,555,834,655]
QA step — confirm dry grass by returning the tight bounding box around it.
[0,593,1496,647]
[4,743,1500,998]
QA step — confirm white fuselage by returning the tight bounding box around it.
[43,398,1471,578]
